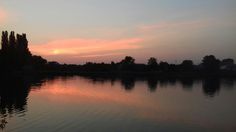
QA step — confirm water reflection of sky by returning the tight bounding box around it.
[1,76,236,132]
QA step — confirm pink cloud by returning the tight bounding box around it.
[0,8,7,23]
[79,52,124,58]
[30,38,142,55]
[29,38,143,63]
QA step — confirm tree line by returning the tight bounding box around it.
[0,31,47,72]
[0,31,235,75]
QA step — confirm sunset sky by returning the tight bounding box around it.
[0,0,236,64]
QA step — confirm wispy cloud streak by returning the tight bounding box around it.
[30,38,143,56]
[79,53,124,58]
[138,20,209,32]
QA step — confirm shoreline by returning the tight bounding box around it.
[2,70,236,79]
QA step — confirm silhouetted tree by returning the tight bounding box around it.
[202,55,220,72]
[9,31,16,51]
[221,58,235,71]
[16,33,30,55]
[31,55,47,70]
[181,60,194,71]
[1,31,8,51]
[111,61,115,65]
[147,57,158,71]
[121,56,135,65]
[119,56,135,71]
[0,31,41,71]
[222,59,234,65]
[169,64,178,72]
[148,57,157,66]
[159,61,169,72]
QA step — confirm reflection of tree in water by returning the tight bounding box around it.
[121,77,135,91]
[147,78,158,92]
[0,77,30,130]
[159,79,169,88]
[158,78,177,88]
[0,78,29,115]
[168,78,177,86]
[202,78,220,97]
[84,76,116,86]
[221,79,234,89]
[0,75,46,130]
[180,78,194,90]
[0,118,7,130]
[82,76,235,96]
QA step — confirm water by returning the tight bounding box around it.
[0,76,236,132]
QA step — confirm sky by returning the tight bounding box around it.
[0,0,236,64]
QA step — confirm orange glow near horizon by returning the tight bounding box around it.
[27,20,211,64]
[29,38,143,58]
[1,0,236,64]
[0,8,7,23]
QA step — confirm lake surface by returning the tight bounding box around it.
[0,76,236,132]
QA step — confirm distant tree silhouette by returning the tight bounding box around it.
[221,59,234,65]
[148,57,157,66]
[1,31,236,75]
[159,61,169,72]
[120,56,135,65]
[169,64,178,72]
[221,58,235,71]
[181,60,194,71]
[111,61,115,65]
[202,55,220,72]
[147,57,158,71]
[119,56,135,71]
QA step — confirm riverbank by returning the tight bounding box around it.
[2,70,236,79]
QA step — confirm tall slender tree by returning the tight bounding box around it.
[1,31,8,51]
[9,31,16,51]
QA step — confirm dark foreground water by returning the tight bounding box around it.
[0,76,236,132]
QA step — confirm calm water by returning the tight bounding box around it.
[0,76,236,132]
